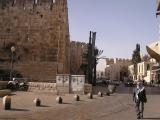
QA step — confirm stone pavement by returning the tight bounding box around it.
[0,87,160,120]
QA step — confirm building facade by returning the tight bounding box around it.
[96,70,105,79]
[128,64,134,79]
[0,0,70,81]
[105,58,132,81]
[137,61,155,82]
[128,59,157,83]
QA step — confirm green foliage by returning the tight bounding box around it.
[132,44,141,64]
[18,84,28,91]
[132,44,141,77]
[80,63,88,74]
[2,42,15,53]
[0,69,23,80]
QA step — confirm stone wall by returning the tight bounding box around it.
[28,82,57,93]
[0,81,8,90]
[70,41,88,74]
[0,0,70,81]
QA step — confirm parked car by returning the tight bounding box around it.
[96,79,109,86]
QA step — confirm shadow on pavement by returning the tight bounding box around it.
[62,102,72,105]
[39,105,51,107]
[142,117,160,119]
[10,108,29,111]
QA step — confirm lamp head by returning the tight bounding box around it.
[11,46,15,52]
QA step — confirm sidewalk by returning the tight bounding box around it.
[109,94,160,120]
[0,91,90,116]
[0,89,160,120]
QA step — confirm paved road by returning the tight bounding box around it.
[0,86,160,120]
[118,84,160,95]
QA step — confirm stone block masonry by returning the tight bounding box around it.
[0,0,70,81]
[28,82,57,93]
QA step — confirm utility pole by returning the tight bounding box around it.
[92,32,96,86]
[87,31,93,84]
[87,31,99,85]
[10,46,15,81]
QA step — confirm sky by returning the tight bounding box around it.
[67,0,159,70]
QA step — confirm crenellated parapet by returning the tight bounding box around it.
[115,58,131,64]
[106,58,131,65]
[0,0,67,10]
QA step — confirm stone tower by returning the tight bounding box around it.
[0,0,70,81]
[70,41,88,75]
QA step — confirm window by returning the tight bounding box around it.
[101,72,103,76]
[12,0,16,6]
[52,0,56,3]
[34,0,38,4]
[147,64,150,70]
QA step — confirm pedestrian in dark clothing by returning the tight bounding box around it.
[133,82,147,119]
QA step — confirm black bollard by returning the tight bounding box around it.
[74,94,80,101]
[34,98,41,106]
[56,96,63,104]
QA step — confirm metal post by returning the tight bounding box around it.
[87,31,92,84]
[10,46,15,81]
[92,32,96,86]
[10,51,13,81]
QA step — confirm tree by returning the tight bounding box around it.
[0,69,23,80]
[80,63,88,75]
[132,44,141,80]
[86,31,103,85]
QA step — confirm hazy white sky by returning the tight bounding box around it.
[68,0,159,70]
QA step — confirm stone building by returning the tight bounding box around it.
[128,58,157,83]
[0,0,70,81]
[70,41,88,75]
[105,58,132,81]
[96,70,105,79]
[128,64,134,79]
[137,60,156,83]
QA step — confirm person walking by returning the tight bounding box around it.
[133,82,147,119]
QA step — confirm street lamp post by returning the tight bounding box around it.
[10,46,15,81]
